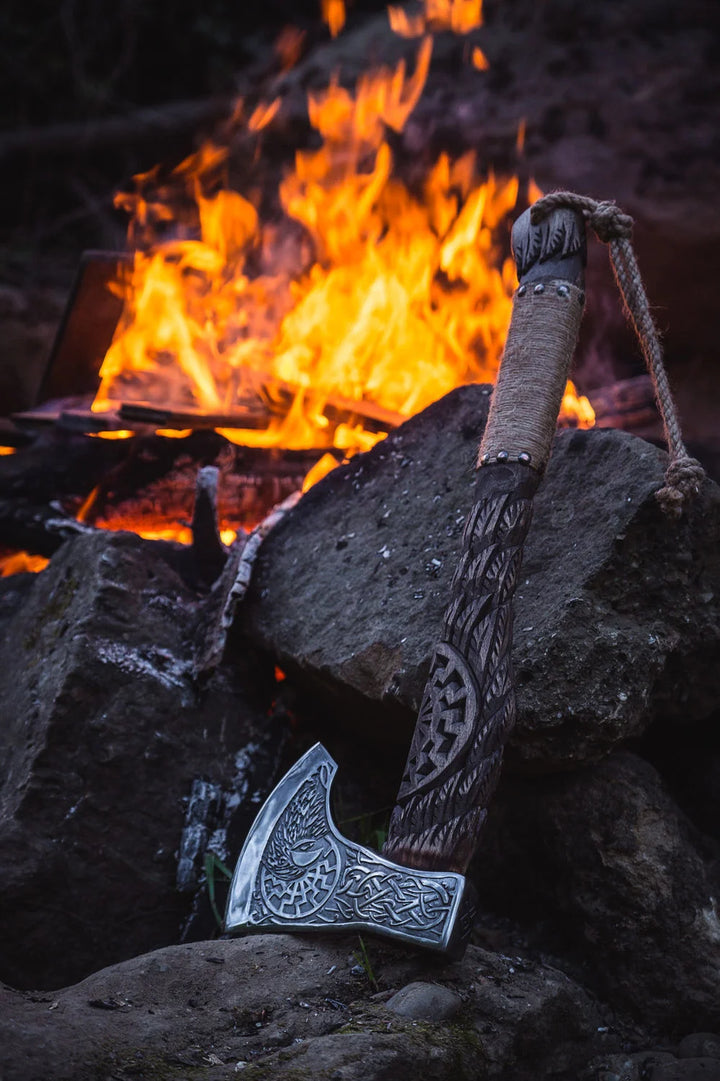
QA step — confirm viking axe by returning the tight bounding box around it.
[224,201,586,957]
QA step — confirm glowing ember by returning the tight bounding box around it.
[0,447,16,456]
[93,429,135,440]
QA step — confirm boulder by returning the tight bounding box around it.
[0,933,608,1081]
[0,530,283,990]
[474,752,720,1031]
[240,385,720,768]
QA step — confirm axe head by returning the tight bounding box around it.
[224,744,476,956]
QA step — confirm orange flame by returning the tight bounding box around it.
[0,551,49,576]
[321,0,346,37]
[390,0,483,36]
[248,98,282,132]
[93,10,593,458]
[471,45,489,70]
[515,117,526,153]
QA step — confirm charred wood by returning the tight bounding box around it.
[192,490,300,675]
[190,466,227,588]
[0,499,95,556]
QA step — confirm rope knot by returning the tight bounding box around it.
[587,200,633,244]
[655,455,705,519]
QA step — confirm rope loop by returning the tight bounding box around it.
[531,192,633,244]
[530,189,705,518]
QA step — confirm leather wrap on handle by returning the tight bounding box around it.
[383,204,586,876]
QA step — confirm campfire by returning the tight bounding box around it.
[2,5,720,1077]
[0,0,603,576]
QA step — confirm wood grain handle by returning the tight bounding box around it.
[383,205,586,875]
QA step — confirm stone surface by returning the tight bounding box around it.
[582,1052,679,1081]
[0,933,609,1081]
[651,1061,720,1081]
[678,1036,720,1061]
[643,716,720,845]
[474,752,720,1031]
[386,981,463,1021]
[240,385,720,768]
[0,530,283,990]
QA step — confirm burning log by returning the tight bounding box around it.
[0,428,327,568]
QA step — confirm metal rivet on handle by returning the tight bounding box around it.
[480,453,490,465]
[517,285,526,297]
[556,284,569,298]
[496,451,509,462]
[518,451,532,463]
[533,283,545,294]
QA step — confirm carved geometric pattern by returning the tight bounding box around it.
[400,641,480,797]
[383,464,540,874]
[511,205,585,280]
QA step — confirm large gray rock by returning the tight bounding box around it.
[240,385,720,768]
[0,530,281,990]
[475,752,720,1031]
[0,934,608,1081]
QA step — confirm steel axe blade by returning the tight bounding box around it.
[224,743,477,955]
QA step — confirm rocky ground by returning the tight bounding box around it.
[1,388,719,1077]
[0,933,709,1081]
[2,1,720,1078]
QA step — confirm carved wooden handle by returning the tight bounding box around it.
[383,204,587,874]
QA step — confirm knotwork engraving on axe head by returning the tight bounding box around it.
[225,743,475,954]
[225,200,588,956]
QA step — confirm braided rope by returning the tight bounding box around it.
[531,191,705,518]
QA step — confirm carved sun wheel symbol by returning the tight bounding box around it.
[407,641,479,792]
[261,836,341,920]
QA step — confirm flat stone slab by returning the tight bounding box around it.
[240,385,720,768]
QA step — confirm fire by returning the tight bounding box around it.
[389,0,483,36]
[91,6,593,459]
[76,517,237,547]
[0,551,49,576]
[321,0,346,37]
[471,46,489,70]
